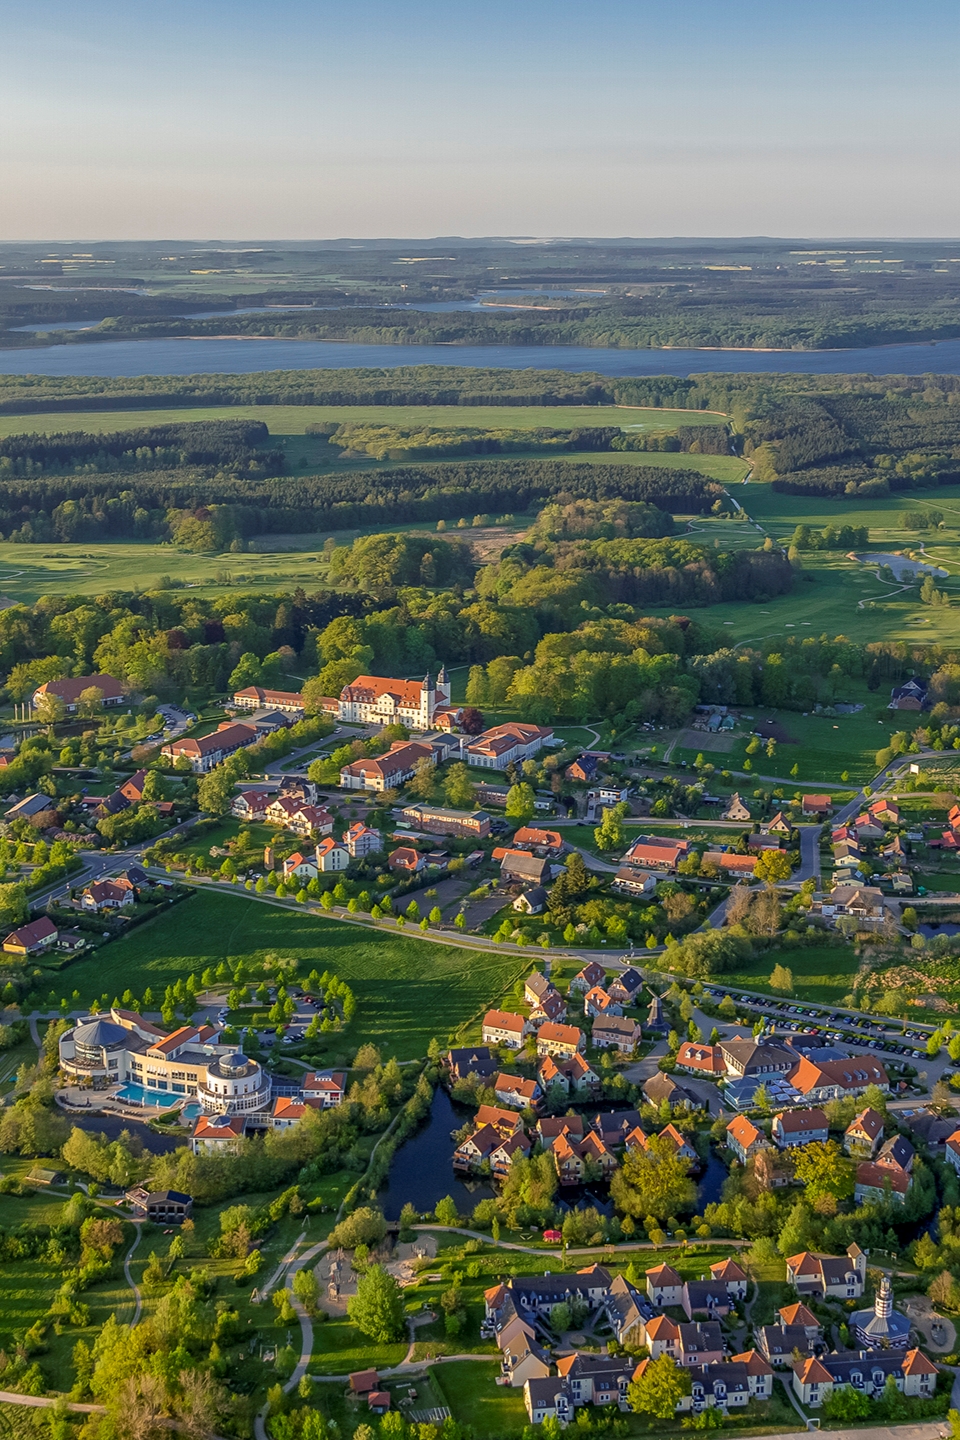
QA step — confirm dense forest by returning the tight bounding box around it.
[0,420,282,476]
[0,458,721,545]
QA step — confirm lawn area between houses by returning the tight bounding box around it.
[37,887,526,1061]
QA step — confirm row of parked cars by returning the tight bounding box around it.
[703,987,928,1059]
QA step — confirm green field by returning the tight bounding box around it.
[0,403,726,438]
[711,942,860,1005]
[673,681,903,784]
[40,888,525,1060]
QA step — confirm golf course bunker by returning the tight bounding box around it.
[857,552,948,580]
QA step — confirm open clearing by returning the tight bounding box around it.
[0,403,724,437]
[40,888,525,1061]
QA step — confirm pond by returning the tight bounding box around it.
[378,1087,494,1220]
[4,336,960,378]
[60,1110,185,1153]
[379,1087,730,1223]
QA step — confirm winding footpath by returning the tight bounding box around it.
[123,1221,144,1327]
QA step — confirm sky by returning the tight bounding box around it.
[1,0,958,241]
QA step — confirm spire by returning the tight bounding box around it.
[421,672,434,692]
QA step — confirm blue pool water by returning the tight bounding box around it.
[181,1103,201,1119]
[115,1083,178,1108]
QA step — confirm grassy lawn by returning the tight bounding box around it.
[672,684,902,785]
[717,942,860,1005]
[39,888,527,1060]
[308,1315,408,1377]
[433,1360,526,1438]
[0,403,727,439]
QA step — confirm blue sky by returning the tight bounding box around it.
[0,0,957,239]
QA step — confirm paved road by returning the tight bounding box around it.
[123,1222,144,1326]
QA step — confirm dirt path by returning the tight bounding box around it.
[123,1221,144,1326]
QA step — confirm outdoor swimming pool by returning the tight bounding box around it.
[115,1083,178,1109]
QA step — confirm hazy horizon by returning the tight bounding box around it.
[2,0,957,240]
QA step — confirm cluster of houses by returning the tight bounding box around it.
[725,1096,918,1204]
[829,796,914,896]
[671,1032,893,1111]
[485,1246,938,1426]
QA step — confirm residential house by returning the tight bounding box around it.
[622,835,691,873]
[566,752,602,784]
[190,1114,246,1154]
[627,1123,697,1164]
[813,883,888,926]
[232,686,304,714]
[482,1010,529,1049]
[536,1114,585,1145]
[682,1282,732,1321]
[81,878,135,912]
[607,967,644,1006]
[344,823,382,858]
[495,849,551,886]
[721,793,751,822]
[754,1148,796,1190]
[771,1107,829,1149]
[646,1264,684,1308]
[720,1038,794,1079]
[764,812,791,835]
[3,916,59,956]
[855,1161,912,1205]
[33,673,124,712]
[786,1245,866,1299]
[710,1259,748,1299]
[549,1130,617,1185]
[282,851,318,882]
[314,838,349,872]
[591,1015,642,1053]
[555,1352,635,1408]
[853,815,885,841]
[465,722,554,770]
[944,1127,960,1174]
[676,1042,725,1076]
[232,789,270,822]
[878,1133,914,1173]
[490,1131,532,1177]
[846,1105,886,1163]
[523,1379,570,1426]
[529,989,567,1026]
[748,834,783,851]
[536,1022,585,1058]
[339,740,435,792]
[889,677,928,711]
[801,794,833,815]
[537,1052,601,1099]
[759,1309,824,1367]
[301,1071,346,1108]
[583,986,622,1018]
[447,1046,497,1083]
[126,1188,193,1223]
[400,804,491,839]
[570,961,606,993]
[163,721,258,773]
[476,1104,525,1136]
[5,793,56,822]
[611,866,658,897]
[788,1054,889,1103]
[642,1072,696,1109]
[524,972,554,1007]
[726,1115,768,1164]
[453,1124,500,1172]
[387,846,425,875]
[512,826,563,855]
[514,887,548,915]
[265,795,302,827]
[492,1072,542,1110]
[286,806,334,838]
[870,798,901,825]
[703,851,758,877]
[589,1110,643,1148]
[793,1349,938,1408]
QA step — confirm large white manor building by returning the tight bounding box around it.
[337,668,459,730]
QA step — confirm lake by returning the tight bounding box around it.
[2,336,960,378]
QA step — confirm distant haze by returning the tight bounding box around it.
[2,0,958,239]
